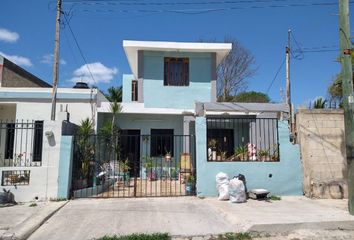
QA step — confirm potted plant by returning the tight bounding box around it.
[120,159,130,187]
[143,156,156,181]
[220,151,227,161]
[208,139,217,161]
[170,168,178,180]
[185,175,196,195]
[234,145,248,161]
[164,151,172,161]
[258,149,269,161]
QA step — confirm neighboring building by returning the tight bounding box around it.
[296,108,347,199]
[0,57,107,202]
[0,55,51,88]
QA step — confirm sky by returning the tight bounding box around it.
[0,0,352,108]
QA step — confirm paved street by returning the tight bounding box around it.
[25,197,354,240]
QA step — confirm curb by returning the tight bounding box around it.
[1,201,69,240]
[248,220,354,234]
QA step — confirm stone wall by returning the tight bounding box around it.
[296,108,348,199]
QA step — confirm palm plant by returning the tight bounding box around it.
[110,101,122,134]
[313,98,327,109]
[106,86,122,102]
[77,118,94,179]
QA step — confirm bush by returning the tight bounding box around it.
[96,233,170,240]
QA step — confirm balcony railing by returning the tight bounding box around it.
[0,120,43,167]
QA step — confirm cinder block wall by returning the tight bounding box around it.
[296,108,348,199]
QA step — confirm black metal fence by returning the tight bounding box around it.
[71,133,196,198]
[0,120,43,167]
[206,117,279,162]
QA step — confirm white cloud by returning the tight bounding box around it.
[0,28,19,43]
[0,51,32,67]
[69,62,118,84]
[40,54,66,65]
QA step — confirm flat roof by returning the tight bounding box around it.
[203,102,289,113]
[123,40,232,79]
[0,87,102,101]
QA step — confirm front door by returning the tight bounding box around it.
[120,130,141,178]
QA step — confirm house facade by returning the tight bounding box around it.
[86,40,303,198]
[0,55,107,202]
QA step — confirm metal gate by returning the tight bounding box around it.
[71,132,196,198]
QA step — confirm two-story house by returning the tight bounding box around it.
[88,40,303,199]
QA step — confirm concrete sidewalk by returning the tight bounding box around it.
[26,196,354,240]
[0,201,67,240]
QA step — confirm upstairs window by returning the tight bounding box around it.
[132,80,138,101]
[164,57,189,86]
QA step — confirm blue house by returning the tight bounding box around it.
[79,40,304,198]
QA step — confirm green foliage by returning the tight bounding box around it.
[212,232,252,240]
[185,175,196,184]
[77,118,94,137]
[269,195,281,201]
[95,233,170,240]
[232,91,270,103]
[313,98,327,109]
[106,86,122,102]
[327,47,354,104]
[76,118,95,179]
[234,145,248,160]
[29,202,37,207]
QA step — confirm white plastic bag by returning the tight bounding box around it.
[229,177,246,203]
[216,172,230,200]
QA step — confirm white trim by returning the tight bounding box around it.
[205,111,260,116]
[98,102,195,115]
[123,40,232,79]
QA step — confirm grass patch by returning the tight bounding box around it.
[211,233,252,240]
[29,203,37,207]
[96,233,170,240]
[49,198,67,202]
[269,195,281,201]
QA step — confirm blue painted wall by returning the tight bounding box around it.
[57,136,74,199]
[143,51,212,109]
[99,113,184,155]
[122,74,134,103]
[196,118,303,196]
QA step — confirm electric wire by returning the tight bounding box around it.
[266,58,286,94]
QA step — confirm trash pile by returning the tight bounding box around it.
[216,172,247,203]
[216,172,271,202]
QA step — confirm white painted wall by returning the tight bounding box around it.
[0,120,63,202]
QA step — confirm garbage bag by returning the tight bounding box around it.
[216,172,230,200]
[229,177,246,203]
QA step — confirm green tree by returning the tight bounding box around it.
[221,91,270,103]
[106,86,122,102]
[328,47,354,105]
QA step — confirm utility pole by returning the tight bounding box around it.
[286,29,293,135]
[339,0,354,215]
[50,0,62,121]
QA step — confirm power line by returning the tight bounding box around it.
[62,1,354,15]
[266,58,286,94]
[62,11,97,85]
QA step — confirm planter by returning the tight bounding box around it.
[185,183,195,195]
[123,173,130,187]
[165,154,172,162]
[211,149,217,161]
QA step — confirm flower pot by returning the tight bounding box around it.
[165,154,171,162]
[185,183,195,195]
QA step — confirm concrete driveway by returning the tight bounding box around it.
[27,197,354,240]
[28,197,236,240]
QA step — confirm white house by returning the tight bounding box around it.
[0,55,107,202]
